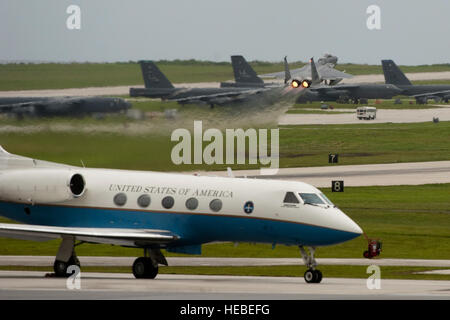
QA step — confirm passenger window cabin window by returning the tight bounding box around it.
[283,192,300,204]
[162,196,175,209]
[298,193,325,205]
[209,199,222,212]
[113,193,127,206]
[137,194,151,208]
[185,197,199,210]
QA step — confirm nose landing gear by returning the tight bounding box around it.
[299,246,322,283]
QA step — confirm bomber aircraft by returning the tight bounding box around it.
[0,146,362,283]
[129,60,310,108]
[382,59,450,103]
[0,96,131,117]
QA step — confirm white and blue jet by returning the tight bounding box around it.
[0,146,362,283]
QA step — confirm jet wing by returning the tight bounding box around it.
[317,65,353,79]
[0,101,43,112]
[260,64,352,80]
[412,90,450,98]
[0,223,179,247]
[173,88,270,104]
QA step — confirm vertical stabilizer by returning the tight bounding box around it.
[231,56,264,84]
[310,57,321,84]
[381,60,412,86]
[284,56,291,84]
[139,61,174,89]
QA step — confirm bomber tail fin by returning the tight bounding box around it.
[231,55,264,85]
[381,60,412,86]
[139,61,174,89]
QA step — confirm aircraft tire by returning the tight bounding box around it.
[132,257,158,279]
[304,269,322,283]
[53,256,80,277]
[314,270,323,283]
[53,260,69,277]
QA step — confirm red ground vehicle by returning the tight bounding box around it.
[363,239,382,259]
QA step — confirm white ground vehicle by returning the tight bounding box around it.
[356,106,377,120]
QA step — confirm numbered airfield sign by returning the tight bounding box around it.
[332,180,344,192]
[329,154,339,164]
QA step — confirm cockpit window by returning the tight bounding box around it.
[284,192,299,204]
[319,193,334,206]
[298,193,325,205]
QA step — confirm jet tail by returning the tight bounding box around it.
[231,56,264,84]
[139,61,174,89]
[310,57,321,84]
[381,60,412,86]
[0,146,66,170]
[284,56,291,84]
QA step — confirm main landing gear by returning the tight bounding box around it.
[52,237,81,277]
[132,248,168,279]
[299,245,322,284]
[52,237,168,279]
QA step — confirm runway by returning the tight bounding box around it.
[0,271,448,299]
[1,256,450,268]
[195,161,450,187]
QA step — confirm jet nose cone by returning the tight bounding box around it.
[338,211,363,240]
[346,219,363,236]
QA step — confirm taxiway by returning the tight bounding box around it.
[0,271,448,300]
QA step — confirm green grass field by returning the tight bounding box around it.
[0,119,449,171]
[1,60,450,91]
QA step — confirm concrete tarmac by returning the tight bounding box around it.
[195,161,450,187]
[0,271,448,300]
[1,256,450,268]
[278,106,450,125]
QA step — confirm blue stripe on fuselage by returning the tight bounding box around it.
[0,201,360,247]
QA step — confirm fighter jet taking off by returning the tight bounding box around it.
[297,58,402,103]
[260,54,353,85]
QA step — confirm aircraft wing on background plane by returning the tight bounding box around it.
[0,97,83,113]
[412,90,450,98]
[0,101,45,112]
[0,223,179,247]
[311,84,360,92]
[173,88,271,105]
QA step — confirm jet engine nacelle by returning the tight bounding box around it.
[0,169,85,204]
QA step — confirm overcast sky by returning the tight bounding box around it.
[1,0,449,65]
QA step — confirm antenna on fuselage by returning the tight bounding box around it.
[227,167,234,178]
[80,160,86,168]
